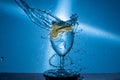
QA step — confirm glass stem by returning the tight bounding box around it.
[60,56,64,70]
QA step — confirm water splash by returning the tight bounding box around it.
[15,0,78,32]
[15,0,83,78]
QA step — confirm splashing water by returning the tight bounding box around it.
[15,0,78,31]
[15,0,84,79]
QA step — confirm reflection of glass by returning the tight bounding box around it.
[15,0,81,79]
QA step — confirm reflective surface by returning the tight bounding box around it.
[0,73,120,80]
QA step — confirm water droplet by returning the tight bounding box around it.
[80,29,83,31]
[0,57,4,61]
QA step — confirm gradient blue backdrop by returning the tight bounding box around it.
[0,0,120,73]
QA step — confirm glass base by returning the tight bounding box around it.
[43,69,81,80]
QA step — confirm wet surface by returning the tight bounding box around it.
[0,73,120,80]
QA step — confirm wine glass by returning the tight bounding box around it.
[50,21,74,70]
[44,21,80,78]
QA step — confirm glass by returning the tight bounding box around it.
[46,21,79,77]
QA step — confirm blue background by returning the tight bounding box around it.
[0,0,120,73]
